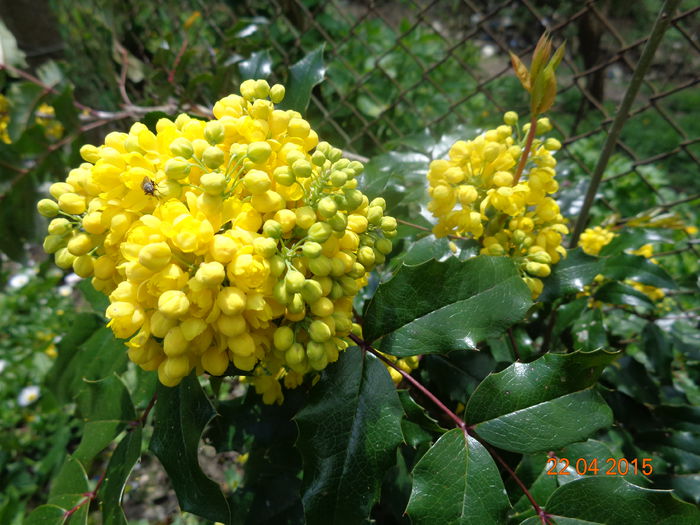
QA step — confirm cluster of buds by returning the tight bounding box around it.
[37,79,396,404]
[427,112,568,298]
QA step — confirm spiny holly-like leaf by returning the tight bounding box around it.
[150,374,231,523]
[295,349,404,525]
[540,247,601,302]
[281,45,325,113]
[99,427,143,525]
[465,350,618,453]
[542,477,700,524]
[406,428,511,524]
[602,253,676,289]
[73,375,135,466]
[239,49,272,80]
[363,256,532,357]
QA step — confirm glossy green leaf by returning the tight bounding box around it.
[642,322,672,384]
[46,325,129,402]
[637,431,700,473]
[7,82,44,140]
[540,248,602,301]
[572,308,607,352]
[654,474,700,504]
[99,427,143,525]
[364,256,532,356]
[508,454,557,516]
[296,349,403,525]
[25,505,66,525]
[543,477,700,524]
[406,428,511,524]
[593,281,654,308]
[281,45,325,113]
[360,150,429,203]
[73,375,135,466]
[150,374,231,523]
[398,390,445,447]
[599,228,673,257]
[466,350,618,453]
[602,253,676,289]
[52,85,80,131]
[239,49,272,80]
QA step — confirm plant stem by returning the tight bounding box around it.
[349,333,548,521]
[513,113,538,184]
[508,327,521,361]
[349,333,467,431]
[569,0,682,247]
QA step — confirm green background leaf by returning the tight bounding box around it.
[281,45,325,113]
[363,256,532,356]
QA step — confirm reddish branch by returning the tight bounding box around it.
[63,471,106,519]
[349,333,550,524]
[513,114,539,185]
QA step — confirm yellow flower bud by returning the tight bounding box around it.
[200,172,227,195]
[58,193,86,215]
[195,261,225,287]
[217,287,246,315]
[247,141,272,164]
[169,137,194,158]
[273,325,295,351]
[243,169,271,195]
[73,255,94,278]
[204,121,225,145]
[37,199,60,218]
[139,242,171,271]
[67,233,93,256]
[164,157,190,180]
[270,84,285,104]
[229,332,256,357]
[307,222,332,243]
[202,146,225,169]
[158,290,190,318]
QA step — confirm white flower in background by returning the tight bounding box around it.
[58,285,72,297]
[0,359,7,374]
[64,272,81,286]
[8,273,30,289]
[18,385,40,407]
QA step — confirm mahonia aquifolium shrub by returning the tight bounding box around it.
[37,79,400,404]
[427,112,568,298]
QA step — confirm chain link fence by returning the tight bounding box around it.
[228,0,700,210]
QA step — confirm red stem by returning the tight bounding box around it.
[349,333,549,522]
[513,114,539,184]
[168,38,189,84]
[63,471,106,518]
[350,333,467,431]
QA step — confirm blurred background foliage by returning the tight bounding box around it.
[0,0,699,523]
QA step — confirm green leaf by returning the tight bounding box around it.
[99,427,143,525]
[47,326,129,403]
[239,49,272,80]
[0,169,39,261]
[52,85,80,131]
[7,82,45,140]
[281,45,325,113]
[654,474,700,504]
[602,253,676,289]
[508,454,557,516]
[296,349,404,525]
[637,431,700,473]
[540,248,601,301]
[149,374,231,523]
[572,308,607,352]
[405,428,511,524]
[554,439,647,486]
[465,350,618,453]
[593,281,654,308]
[73,376,135,465]
[543,477,700,524]
[359,151,429,205]
[25,505,66,525]
[363,256,532,356]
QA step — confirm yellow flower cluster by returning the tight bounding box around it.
[0,95,63,143]
[427,112,568,298]
[382,354,420,384]
[38,79,397,404]
[578,226,615,256]
[0,94,10,144]
[35,103,64,141]
[578,226,666,303]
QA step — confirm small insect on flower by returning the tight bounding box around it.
[141,176,157,197]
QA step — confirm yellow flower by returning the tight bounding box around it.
[579,226,615,256]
